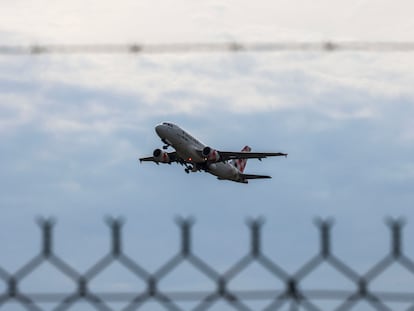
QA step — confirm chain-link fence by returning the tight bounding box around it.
[0,217,413,311]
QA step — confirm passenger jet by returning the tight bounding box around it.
[139,122,287,183]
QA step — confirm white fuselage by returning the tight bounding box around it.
[155,123,241,181]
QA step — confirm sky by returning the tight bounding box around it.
[1,1,414,310]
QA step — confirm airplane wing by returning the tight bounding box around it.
[217,151,287,161]
[240,173,272,179]
[139,151,179,164]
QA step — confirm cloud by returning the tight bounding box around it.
[1,2,414,301]
[1,51,413,152]
[0,96,35,132]
[0,3,413,220]
[1,0,414,126]
[1,0,414,43]
[2,53,411,120]
[59,180,82,193]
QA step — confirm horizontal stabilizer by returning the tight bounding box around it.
[240,173,272,180]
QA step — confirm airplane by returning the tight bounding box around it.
[139,122,287,184]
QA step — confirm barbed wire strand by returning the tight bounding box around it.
[1,41,414,55]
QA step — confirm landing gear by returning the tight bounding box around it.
[184,163,193,174]
[161,139,171,150]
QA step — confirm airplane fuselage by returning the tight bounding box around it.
[140,122,286,183]
[155,123,241,181]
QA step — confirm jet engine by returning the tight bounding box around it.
[153,148,170,163]
[202,146,220,162]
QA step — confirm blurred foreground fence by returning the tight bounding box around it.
[2,41,414,55]
[0,217,413,311]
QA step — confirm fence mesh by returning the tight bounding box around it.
[0,217,413,311]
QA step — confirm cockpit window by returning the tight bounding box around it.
[162,122,174,128]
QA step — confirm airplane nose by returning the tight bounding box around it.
[155,124,165,137]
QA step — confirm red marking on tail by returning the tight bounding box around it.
[233,146,251,173]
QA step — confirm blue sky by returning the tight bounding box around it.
[1,1,414,310]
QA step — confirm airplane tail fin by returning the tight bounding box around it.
[231,146,251,173]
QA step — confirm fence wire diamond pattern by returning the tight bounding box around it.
[0,217,413,311]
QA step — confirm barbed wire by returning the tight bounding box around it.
[0,217,413,311]
[1,41,414,55]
